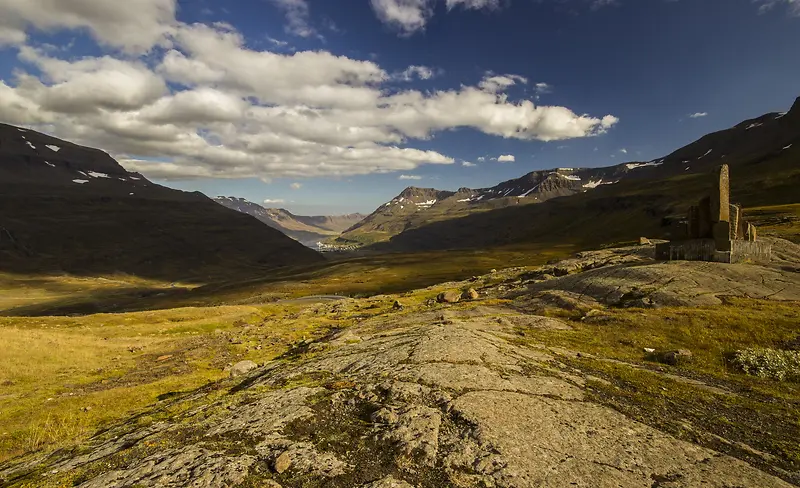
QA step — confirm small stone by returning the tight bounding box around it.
[81,406,92,412]
[462,288,479,300]
[644,347,656,354]
[273,451,292,474]
[393,300,404,310]
[437,291,461,304]
[229,360,258,377]
[156,355,173,362]
[490,269,497,273]
[639,237,652,246]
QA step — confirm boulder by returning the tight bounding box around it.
[229,360,258,377]
[436,291,461,304]
[393,300,404,310]
[658,349,693,366]
[462,288,479,300]
[639,237,652,246]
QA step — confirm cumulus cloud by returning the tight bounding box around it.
[0,0,176,53]
[619,148,627,154]
[477,156,486,162]
[497,154,515,162]
[370,0,434,35]
[689,112,707,118]
[399,174,423,180]
[0,20,618,182]
[462,161,476,167]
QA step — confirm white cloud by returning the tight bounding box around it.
[16,46,167,113]
[755,0,800,16]
[477,156,486,162]
[0,0,176,53]
[479,73,527,93]
[370,0,434,35]
[497,154,515,163]
[462,161,476,167]
[270,0,318,38]
[290,182,303,189]
[399,174,423,180]
[534,82,552,94]
[371,0,505,35]
[0,21,618,182]
[264,198,286,204]
[619,148,627,154]
[689,112,707,118]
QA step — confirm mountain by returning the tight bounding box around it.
[337,97,800,250]
[387,98,800,251]
[0,123,323,281]
[214,197,365,246]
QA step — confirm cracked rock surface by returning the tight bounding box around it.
[3,303,793,487]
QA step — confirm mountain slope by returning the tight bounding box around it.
[0,123,323,281]
[214,197,365,246]
[339,97,800,249]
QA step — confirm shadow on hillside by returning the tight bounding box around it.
[375,153,800,253]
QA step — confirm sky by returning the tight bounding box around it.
[0,0,799,216]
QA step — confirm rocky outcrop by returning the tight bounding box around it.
[3,302,793,487]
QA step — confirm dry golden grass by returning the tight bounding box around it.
[0,302,339,462]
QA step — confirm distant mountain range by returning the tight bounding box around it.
[0,123,322,281]
[335,96,800,250]
[213,197,365,247]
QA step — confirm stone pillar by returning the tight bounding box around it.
[711,165,730,223]
[729,204,742,240]
[747,223,758,242]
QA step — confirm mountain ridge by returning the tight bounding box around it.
[214,196,366,246]
[0,123,323,280]
[335,97,800,248]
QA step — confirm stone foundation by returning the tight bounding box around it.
[656,239,772,264]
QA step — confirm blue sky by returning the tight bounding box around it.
[0,0,798,215]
